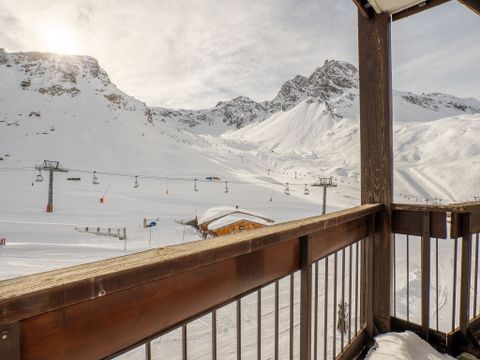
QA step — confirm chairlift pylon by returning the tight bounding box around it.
[134,176,139,188]
[304,184,310,195]
[92,171,99,185]
[35,170,44,182]
[284,183,290,195]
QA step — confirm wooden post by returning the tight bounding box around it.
[421,212,431,339]
[358,10,393,335]
[459,213,472,334]
[365,215,376,335]
[299,235,312,360]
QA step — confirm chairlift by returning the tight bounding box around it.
[134,176,139,188]
[92,171,99,185]
[194,178,198,192]
[304,184,310,196]
[224,181,229,193]
[35,170,44,182]
[284,183,290,195]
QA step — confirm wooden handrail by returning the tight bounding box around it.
[393,201,480,213]
[0,203,381,360]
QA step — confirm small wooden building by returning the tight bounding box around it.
[197,206,274,237]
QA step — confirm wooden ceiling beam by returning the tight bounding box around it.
[392,0,451,21]
[352,0,373,20]
[458,0,480,16]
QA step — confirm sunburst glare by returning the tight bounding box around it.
[41,24,77,55]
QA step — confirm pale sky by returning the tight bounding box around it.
[1,0,478,109]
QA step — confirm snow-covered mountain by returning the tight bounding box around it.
[153,59,480,133]
[1,49,479,203]
[0,50,208,171]
[2,49,478,136]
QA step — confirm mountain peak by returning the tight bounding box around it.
[215,95,256,108]
[1,50,111,91]
[307,60,358,99]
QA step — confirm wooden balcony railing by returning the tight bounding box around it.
[391,201,480,355]
[0,204,382,360]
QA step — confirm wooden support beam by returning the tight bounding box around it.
[299,235,312,360]
[421,212,431,340]
[352,0,372,20]
[458,0,480,16]
[392,0,452,21]
[335,328,368,360]
[358,10,393,334]
[459,213,472,334]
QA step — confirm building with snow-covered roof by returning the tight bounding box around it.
[197,206,274,237]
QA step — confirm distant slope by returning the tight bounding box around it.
[222,97,480,201]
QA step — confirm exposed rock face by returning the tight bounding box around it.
[154,60,361,129]
[0,50,146,115]
[39,85,81,97]
[1,49,479,133]
[153,59,480,131]
[1,51,111,98]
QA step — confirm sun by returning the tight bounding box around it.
[41,25,77,55]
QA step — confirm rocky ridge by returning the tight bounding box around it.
[152,59,480,131]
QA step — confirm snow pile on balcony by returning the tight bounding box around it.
[366,331,454,359]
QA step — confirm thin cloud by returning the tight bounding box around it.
[0,0,478,108]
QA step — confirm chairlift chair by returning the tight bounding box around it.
[194,179,198,192]
[134,176,139,188]
[35,170,44,182]
[224,181,229,193]
[284,183,290,195]
[304,184,310,195]
[92,171,99,185]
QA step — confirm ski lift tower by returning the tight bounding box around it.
[311,177,337,215]
[35,160,69,213]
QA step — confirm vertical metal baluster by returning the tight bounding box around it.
[452,238,458,331]
[348,245,352,343]
[289,274,294,360]
[393,234,396,318]
[314,262,318,360]
[474,234,479,317]
[407,235,410,322]
[436,238,439,331]
[355,242,359,334]
[182,325,187,360]
[341,248,345,350]
[257,289,262,360]
[333,252,337,357]
[323,256,329,360]
[145,341,152,360]
[237,299,242,360]
[275,281,279,360]
[360,238,366,326]
[212,310,217,360]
